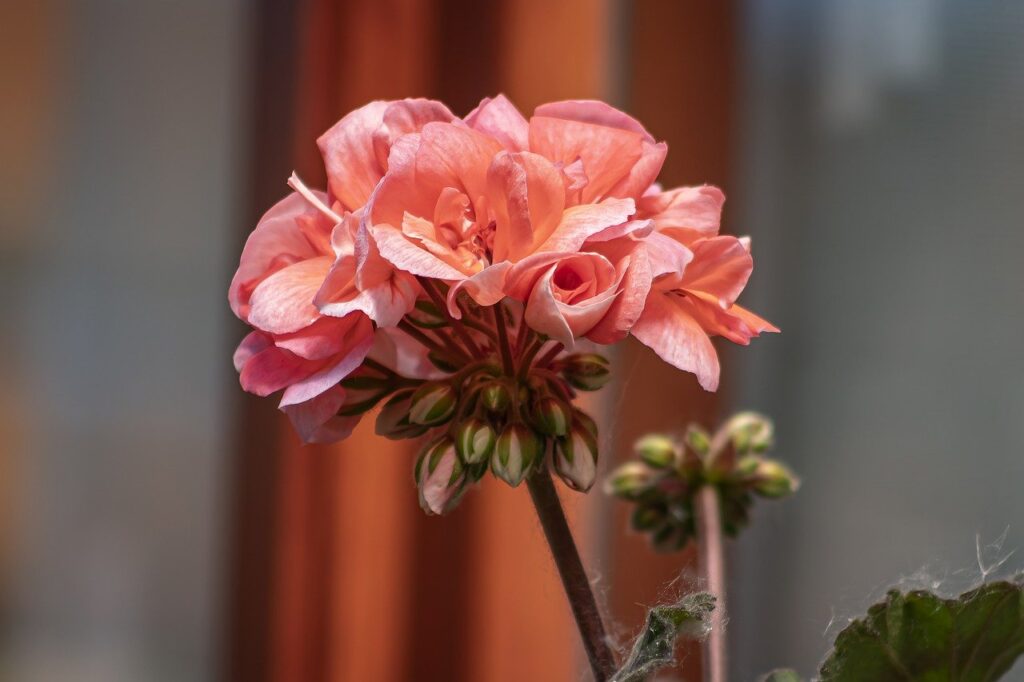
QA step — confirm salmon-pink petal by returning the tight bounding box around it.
[638,185,725,243]
[487,151,565,262]
[586,218,654,243]
[416,122,503,208]
[537,198,636,254]
[233,331,273,372]
[247,256,333,334]
[464,95,529,151]
[682,236,753,306]
[279,328,374,407]
[631,293,720,391]
[239,346,315,397]
[229,192,327,320]
[318,99,453,210]
[524,265,617,348]
[644,232,694,281]
[369,222,468,280]
[368,327,447,380]
[730,302,779,334]
[504,251,567,300]
[273,314,362,360]
[447,261,511,317]
[586,244,653,344]
[316,257,419,328]
[606,140,667,200]
[529,115,643,203]
[534,100,655,140]
[281,385,361,444]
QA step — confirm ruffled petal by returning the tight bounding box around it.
[247,256,333,334]
[537,198,636,254]
[464,95,529,151]
[631,293,720,391]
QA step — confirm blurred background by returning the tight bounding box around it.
[2,0,1022,680]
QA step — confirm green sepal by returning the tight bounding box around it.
[610,592,715,682]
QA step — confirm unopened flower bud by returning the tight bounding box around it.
[725,412,774,453]
[604,462,654,500]
[409,382,457,425]
[407,299,446,328]
[454,418,496,465]
[752,459,799,498]
[416,438,466,515]
[561,353,611,391]
[481,382,511,413]
[554,426,598,491]
[684,425,711,456]
[573,409,598,439]
[534,397,572,436]
[631,503,667,531]
[635,434,678,469]
[492,424,543,487]
[376,390,428,440]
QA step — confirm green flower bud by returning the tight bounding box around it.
[573,409,599,439]
[492,424,543,487]
[481,382,511,413]
[604,461,654,499]
[631,503,667,531]
[406,299,446,328]
[684,424,711,456]
[534,397,572,436]
[416,438,466,515]
[454,418,497,465]
[376,390,429,440]
[751,459,799,498]
[634,434,678,469]
[409,382,457,425]
[554,426,598,491]
[561,353,611,391]
[725,412,774,453]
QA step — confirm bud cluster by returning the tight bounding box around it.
[605,412,799,551]
[339,325,611,514]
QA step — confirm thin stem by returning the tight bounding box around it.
[526,470,617,681]
[397,320,465,363]
[516,336,544,380]
[534,341,565,369]
[492,304,515,376]
[695,484,727,682]
[418,277,483,357]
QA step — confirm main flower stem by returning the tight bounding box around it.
[492,304,515,375]
[526,470,617,681]
[695,484,726,682]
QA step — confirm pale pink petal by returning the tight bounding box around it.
[586,244,653,344]
[529,115,643,203]
[638,185,725,243]
[247,256,333,335]
[281,385,361,444]
[369,222,468,280]
[644,232,694,281]
[279,327,374,407]
[239,346,316,397]
[315,256,419,328]
[464,95,529,151]
[273,314,363,361]
[486,151,566,262]
[447,261,512,317]
[631,293,720,391]
[586,218,654,243]
[229,192,327,320]
[318,99,453,210]
[233,331,273,372]
[534,100,655,140]
[682,236,753,306]
[537,198,636,254]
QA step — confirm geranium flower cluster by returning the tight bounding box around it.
[229,95,775,514]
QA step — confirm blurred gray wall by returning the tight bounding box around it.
[732,0,1024,678]
[2,1,242,680]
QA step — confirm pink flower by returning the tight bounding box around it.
[229,191,375,442]
[626,187,778,391]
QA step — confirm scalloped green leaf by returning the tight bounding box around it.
[610,592,715,682]
[820,577,1024,682]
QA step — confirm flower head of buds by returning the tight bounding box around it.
[605,412,799,551]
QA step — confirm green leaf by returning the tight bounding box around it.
[761,670,804,682]
[610,592,715,682]
[820,577,1024,681]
